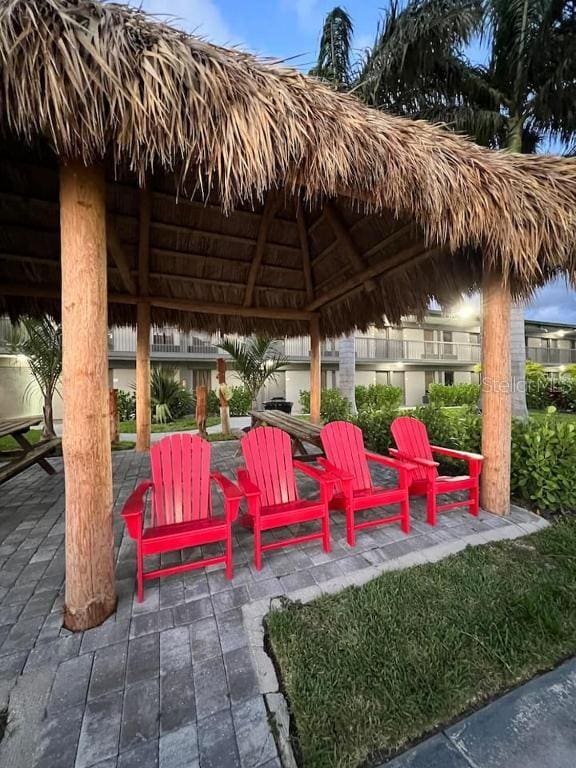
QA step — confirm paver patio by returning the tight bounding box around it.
[0,443,546,768]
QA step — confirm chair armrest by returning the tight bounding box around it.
[430,446,484,462]
[390,448,439,469]
[212,473,243,522]
[237,469,261,498]
[317,457,355,483]
[367,452,417,489]
[294,460,338,503]
[365,452,418,472]
[121,480,152,539]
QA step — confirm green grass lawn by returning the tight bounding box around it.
[118,415,220,433]
[267,520,576,768]
[0,430,134,453]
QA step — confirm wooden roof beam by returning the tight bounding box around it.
[307,244,441,311]
[323,202,377,293]
[107,220,137,294]
[243,191,282,307]
[0,284,316,321]
[296,204,314,302]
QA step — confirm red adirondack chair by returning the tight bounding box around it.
[390,416,483,526]
[237,427,334,569]
[122,434,242,601]
[318,421,414,546]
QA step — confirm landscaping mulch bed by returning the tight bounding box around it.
[266,520,576,768]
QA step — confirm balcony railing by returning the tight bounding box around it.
[283,336,481,363]
[527,347,576,365]
[109,327,221,357]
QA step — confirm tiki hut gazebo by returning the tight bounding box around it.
[1,0,575,629]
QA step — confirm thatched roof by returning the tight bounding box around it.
[0,0,575,336]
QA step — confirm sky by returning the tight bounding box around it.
[137,0,575,323]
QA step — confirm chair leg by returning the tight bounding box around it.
[426,489,437,526]
[254,521,262,570]
[322,510,331,553]
[346,506,356,547]
[470,482,480,517]
[225,528,233,580]
[401,495,411,534]
[137,545,144,603]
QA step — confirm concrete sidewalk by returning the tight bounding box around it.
[384,657,576,768]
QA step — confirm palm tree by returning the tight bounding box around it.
[218,336,287,410]
[311,7,359,414]
[150,366,193,424]
[339,0,576,419]
[5,317,62,438]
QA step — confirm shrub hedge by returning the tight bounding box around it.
[427,382,480,407]
[355,404,575,513]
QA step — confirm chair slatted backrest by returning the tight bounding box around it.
[321,421,373,492]
[391,416,437,481]
[150,434,211,526]
[241,427,298,506]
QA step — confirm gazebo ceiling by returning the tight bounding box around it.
[0,0,576,336]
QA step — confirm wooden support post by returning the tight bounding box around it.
[196,385,208,438]
[109,389,119,444]
[310,317,321,425]
[136,302,151,452]
[136,186,152,452]
[481,272,511,515]
[60,161,116,630]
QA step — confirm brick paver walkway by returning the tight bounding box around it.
[0,444,544,768]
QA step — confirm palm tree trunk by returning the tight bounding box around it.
[42,394,56,439]
[338,333,357,415]
[510,301,528,421]
[506,115,528,421]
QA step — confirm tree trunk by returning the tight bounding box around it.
[510,301,528,421]
[506,116,529,422]
[480,272,511,516]
[338,333,357,415]
[60,160,116,630]
[42,394,55,440]
[310,318,321,424]
[136,302,151,452]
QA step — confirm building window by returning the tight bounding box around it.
[444,371,454,386]
[424,370,435,391]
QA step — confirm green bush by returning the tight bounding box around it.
[548,378,576,412]
[428,382,480,407]
[298,388,351,422]
[228,387,252,416]
[207,389,220,417]
[511,407,576,512]
[355,384,403,411]
[525,361,549,410]
[151,367,193,423]
[117,390,136,421]
[353,406,400,454]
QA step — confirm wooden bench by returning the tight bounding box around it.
[0,417,61,484]
[249,410,323,460]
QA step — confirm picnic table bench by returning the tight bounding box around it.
[0,417,61,484]
[249,410,323,460]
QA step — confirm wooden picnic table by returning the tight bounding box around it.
[249,410,323,460]
[0,416,61,484]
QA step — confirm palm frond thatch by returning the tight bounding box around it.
[0,0,575,338]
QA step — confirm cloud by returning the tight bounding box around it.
[137,0,236,45]
[526,279,576,324]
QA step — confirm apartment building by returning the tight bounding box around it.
[1,311,574,420]
[106,310,576,411]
